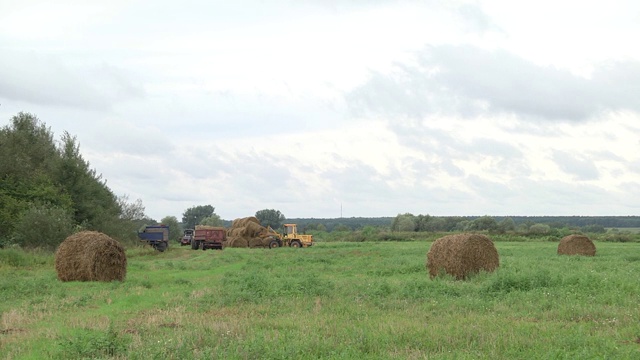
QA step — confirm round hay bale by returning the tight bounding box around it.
[248,237,268,248]
[558,234,596,256]
[232,216,260,228]
[244,221,265,238]
[55,231,127,282]
[227,237,249,248]
[426,233,499,280]
[230,227,246,237]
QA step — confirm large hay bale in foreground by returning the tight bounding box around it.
[558,234,596,256]
[426,233,499,280]
[55,231,127,282]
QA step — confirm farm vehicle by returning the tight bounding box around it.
[260,223,314,249]
[191,226,225,250]
[180,229,194,246]
[137,225,169,252]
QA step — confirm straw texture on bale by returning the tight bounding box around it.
[249,237,268,248]
[557,234,596,256]
[231,216,259,228]
[55,231,127,282]
[195,225,219,230]
[426,233,499,280]
[225,217,269,248]
[227,237,249,248]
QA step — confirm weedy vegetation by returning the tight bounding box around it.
[1,240,639,359]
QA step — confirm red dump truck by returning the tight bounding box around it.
[191,226,225,250]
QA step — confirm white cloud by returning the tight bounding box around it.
[1,0,640,220]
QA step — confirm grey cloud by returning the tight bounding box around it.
[468,138,522,158]
[551,150,600,181]
[466,175,515,201]
[440,158,464,177]
[0,51,144,111]
[349,45,640,122]
[385,121,530,175]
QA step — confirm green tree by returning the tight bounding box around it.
[581,224,606,233]
[392,213,416,232]
[182,205,215,229]
[160,216,182,242]
[56,131,120,231]
[255,209,285,229]
[528,223,551,235]
[12,204,75,249]
[361,225,378,238]
[200,214,223,227]
[498,217,516,233]
[117,195,147,221]
[0,112,58,179]
[417,215,446,232]
[333,224,350,232]
[469,216,498,231]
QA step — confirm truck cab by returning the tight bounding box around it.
[180,229,194,246]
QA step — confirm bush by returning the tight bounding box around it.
[599,232,634,242]
[12,204,75,249]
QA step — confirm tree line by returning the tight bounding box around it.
[290,214,640,233]
[0,113,154,248]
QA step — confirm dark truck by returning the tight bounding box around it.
[191,226,226,250]
[180,229,194,246]
[138,225,169,252]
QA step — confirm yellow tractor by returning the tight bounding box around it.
[264,223,314,248]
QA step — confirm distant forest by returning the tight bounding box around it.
[283,216,640,232]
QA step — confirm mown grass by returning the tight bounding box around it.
[1,241,639,359]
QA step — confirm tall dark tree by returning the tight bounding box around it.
[0,113,71,240]
[255,209,285,229]
[56,131,120,231]
[182,205,215,229]
[0,112,128,246]
[160,216,182,241]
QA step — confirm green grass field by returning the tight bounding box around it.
[1,240,639,359]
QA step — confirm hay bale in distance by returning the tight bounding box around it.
[227,237,249,248]
[426,233,499,280]
[248,237,263,248]
[558,234,596,256]
[231,216,259,228]
[55,231,127,282]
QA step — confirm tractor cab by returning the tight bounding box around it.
[282,224,314,248]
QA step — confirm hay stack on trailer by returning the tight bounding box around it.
[557,234,596,256]
[55,231,127,282]
[426,233,499,280]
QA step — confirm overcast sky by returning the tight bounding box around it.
[1,0,639,221]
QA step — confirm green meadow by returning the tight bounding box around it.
[1,240,639,359]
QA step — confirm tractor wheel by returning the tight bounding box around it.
[191,240,198,250]
[269,239,280,249]
[156,241,168,252]
[290,240,302,248]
